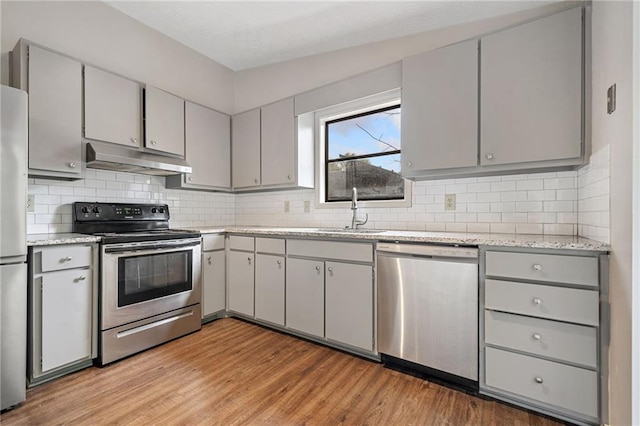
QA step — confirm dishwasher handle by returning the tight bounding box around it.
[376,242,478,259]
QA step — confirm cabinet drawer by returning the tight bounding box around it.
[485,279,598,326]
[202,234,225,251]
[40,245,92,272]
[485,311,597,368]
[485,347,597,419]
[287,239,373,263]
[229,235,254,252]
[485,251,598,287]
[256,238,285,255]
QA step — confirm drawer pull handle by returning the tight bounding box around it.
[532,297,542,306]
[532,263,543,271]
[534,377,544,384]
[61,256,72,262]
[207,256,212,265]
[532,333,541,341]
[75,276,86,282]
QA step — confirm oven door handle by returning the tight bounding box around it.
[103,239,201,254]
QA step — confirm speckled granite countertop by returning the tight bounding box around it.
[182,226,610,252]
[27,233,101,246]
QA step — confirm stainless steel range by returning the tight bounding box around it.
[73,202,201,365]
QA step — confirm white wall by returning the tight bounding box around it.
[233,2,573,112]
[0,1,234,114]
[591,1,634,424]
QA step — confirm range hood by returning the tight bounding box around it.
[86,143,191,176]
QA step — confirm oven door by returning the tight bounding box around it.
[101,238,201,330]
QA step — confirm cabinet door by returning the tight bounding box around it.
[28,45,82,175]
[325,262,373,351]
[480,8,582,166]
[84,66,141,148]
[144,86,185,156]
[261,98,295,186]
[232,109,261,188]
[185,102,231,188]
[286,258,324,337]
[41,269,92,372]
[255,254,285,326]
[228,250,254,316]
[202,251,226,317]
[402,39,478,174]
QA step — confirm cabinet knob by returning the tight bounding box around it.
[407,161,413,167]
[287,175,291,181]
[61,256,72,262]
[247,257,252,265]
[315,266,320,271]
[277,260,282,266]
[130,137,137,144]
[254,178,258,184]
[150,140,157,145]
[485,153,494,160]
[532,297,542,306]
[207,256,212,265]
[327,267,333,273]
[76,275,86,281]
[532,263,543,272]
[532,333,541,341]
[534,377,544,384]
[188,176,194,182]
[68,162,76,169]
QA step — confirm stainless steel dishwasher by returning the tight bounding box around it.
[377,242,479,389]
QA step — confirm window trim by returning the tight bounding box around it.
[313,89,412,210]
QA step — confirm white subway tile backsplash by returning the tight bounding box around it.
[577,144,610,243]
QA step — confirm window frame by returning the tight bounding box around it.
[313,89,411,210]
[324,104,403,203]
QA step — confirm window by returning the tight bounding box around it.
[324,104,403,202]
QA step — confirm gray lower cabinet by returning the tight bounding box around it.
[11,41,83,179]
[227,241,255,317]
[480,247,608,425]
[285,257,325,337]
[286,239,375,354]
[29,244,98,385]
[202,234,226,319]
[255,254,285,325]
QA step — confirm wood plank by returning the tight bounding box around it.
[1,318,561,425]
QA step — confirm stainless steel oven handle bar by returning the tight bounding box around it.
[103,238,201,254]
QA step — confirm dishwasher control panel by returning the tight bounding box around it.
[377,242,478,259]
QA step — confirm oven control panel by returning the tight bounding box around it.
[73,202,170,221]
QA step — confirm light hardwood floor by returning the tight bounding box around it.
[1,318,561,425]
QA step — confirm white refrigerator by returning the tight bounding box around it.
[0,85,28,410]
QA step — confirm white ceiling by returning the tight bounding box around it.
[105,1,558,71]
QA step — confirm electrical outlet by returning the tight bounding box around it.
[284,200,290,213]
[303,200,310,213]
[27,194,35,212]
[444,194,456,211]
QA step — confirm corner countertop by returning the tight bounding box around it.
[27,233,102,246]
[182,226,610,252]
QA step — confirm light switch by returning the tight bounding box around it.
[607,84,616,114]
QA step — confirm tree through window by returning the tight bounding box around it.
[325,105,402,202]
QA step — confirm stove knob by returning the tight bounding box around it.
[151,207,157,214]
[92,206,103,214]
[81,206,90,214]
[159,208,165,214]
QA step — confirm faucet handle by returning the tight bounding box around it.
[356,213,369,226]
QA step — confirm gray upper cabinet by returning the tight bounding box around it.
[84,66,142,148]
[402,39,478,177]
[261,97,295,186]
[15,43,83,178]
[144,86,185,156]
[232,108,261,189]
[480,7,583,167]
[167,102,231,190]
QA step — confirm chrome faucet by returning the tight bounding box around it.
[350,187,368,229]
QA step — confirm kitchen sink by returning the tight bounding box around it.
[314,228,385,234]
